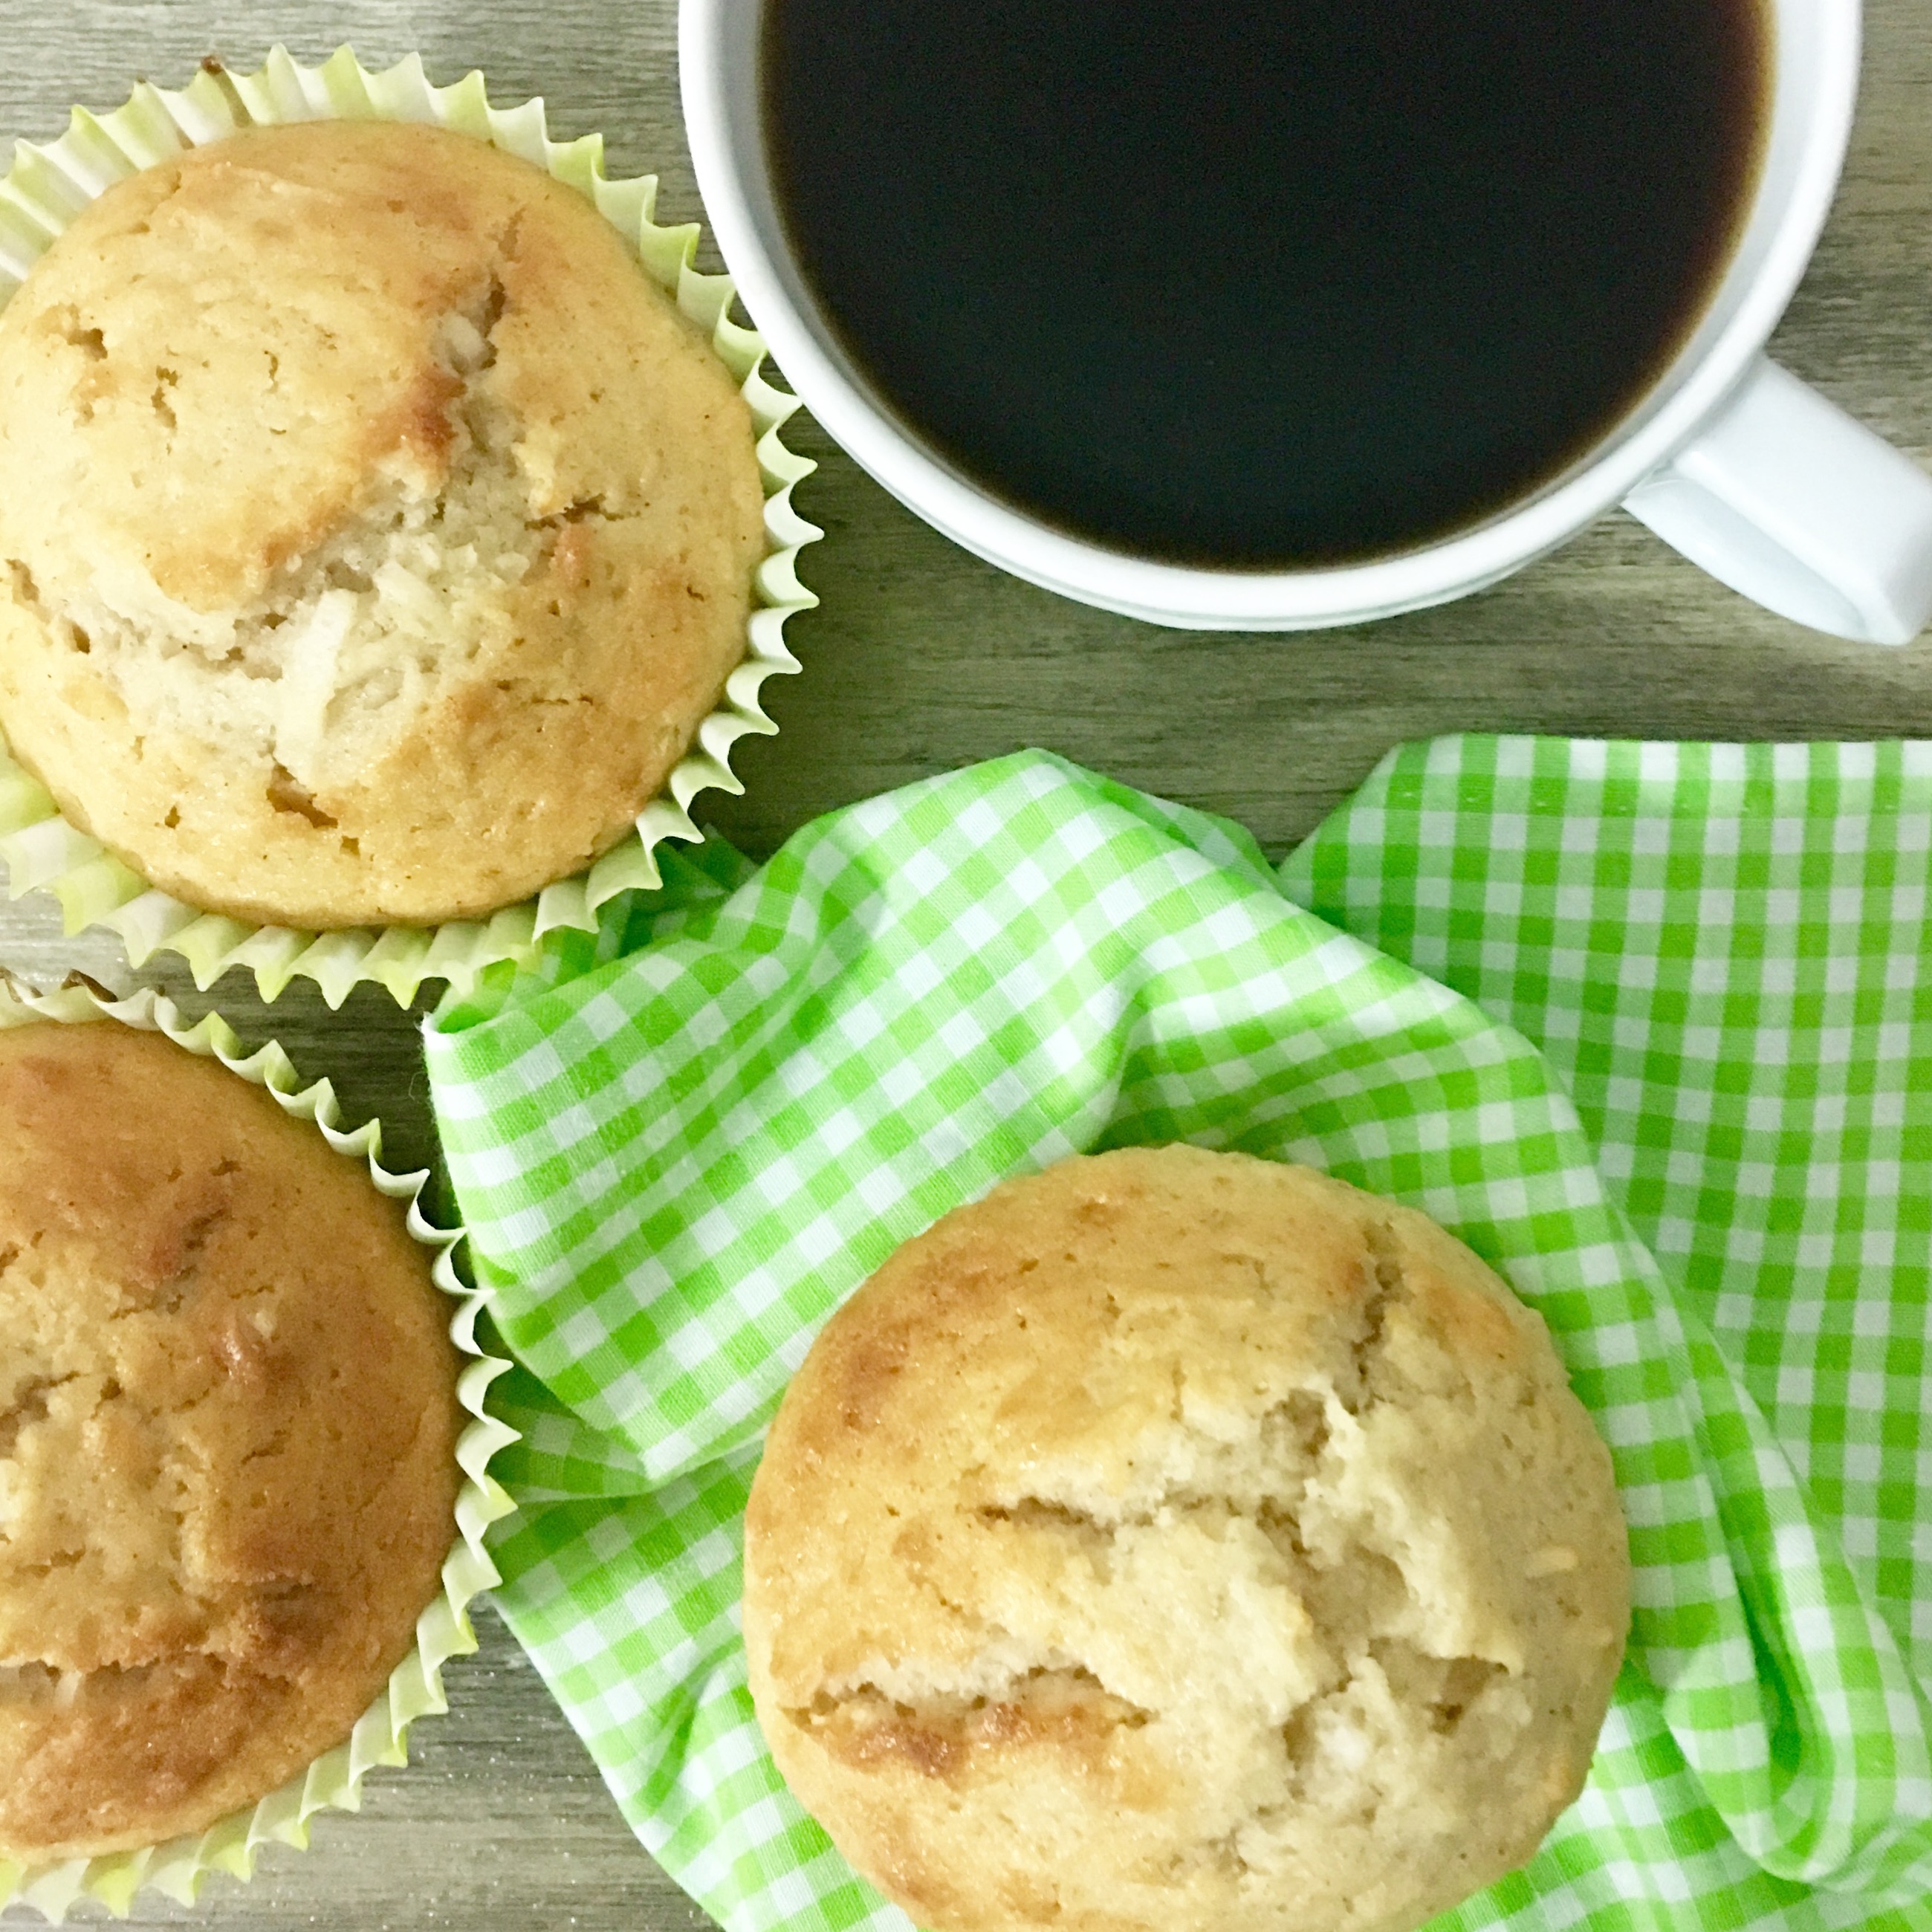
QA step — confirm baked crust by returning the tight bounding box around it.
[0,120,765,927]
[0,1024,459,1860]
[745,1145,1630,1932]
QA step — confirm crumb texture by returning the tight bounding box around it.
[0,1024,460,1861]
[0,119,765,927]
[744,1145,1630,1932]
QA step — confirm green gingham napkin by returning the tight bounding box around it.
[424,743,1932,1932]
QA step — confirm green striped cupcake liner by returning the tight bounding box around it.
[0,45,820,1010]
[0,976,517,1919]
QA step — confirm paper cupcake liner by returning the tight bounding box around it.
[0,976,519,1921]
[0,45,820,1011]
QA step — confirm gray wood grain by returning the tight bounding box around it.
[1,0,1930,1922]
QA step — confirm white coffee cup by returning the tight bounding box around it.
[682,0,1932,641]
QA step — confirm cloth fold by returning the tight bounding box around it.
[427,743,1932,1932]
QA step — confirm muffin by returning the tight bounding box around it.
[743,1145,1630,1932]
[0,116,767,930]
[0,1020,461,1861]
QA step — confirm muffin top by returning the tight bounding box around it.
[744,1144,1630,1932]
[0,1021,459,1861]
[0,118,765,928]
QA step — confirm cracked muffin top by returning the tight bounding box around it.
[0,1021,459,1862]
[0,118,765,928]
[743,1144,1629,1932]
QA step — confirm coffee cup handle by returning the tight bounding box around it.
[1621,354,1932,644]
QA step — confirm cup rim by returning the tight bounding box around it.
[681,0,1861,630]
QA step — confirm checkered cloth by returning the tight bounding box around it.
[424,743,1932,1932]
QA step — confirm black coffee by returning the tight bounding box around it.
[761,0,1769,568]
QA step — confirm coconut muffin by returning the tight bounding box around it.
[0,1022,460,1861]
[0,117,766,929]
[744,1144,1630,1932]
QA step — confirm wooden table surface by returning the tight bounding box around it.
[1,1,1929,1925]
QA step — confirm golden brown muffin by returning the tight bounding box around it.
[0,1022,460,1861]
[744,1144,1629,1932]
[0,118,765,928]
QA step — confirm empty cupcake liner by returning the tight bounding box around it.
[0,45,821,1011]
[0,976,518,1920]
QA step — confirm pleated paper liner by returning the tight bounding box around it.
[0,976,518,1920]
[0,45,821,1011]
